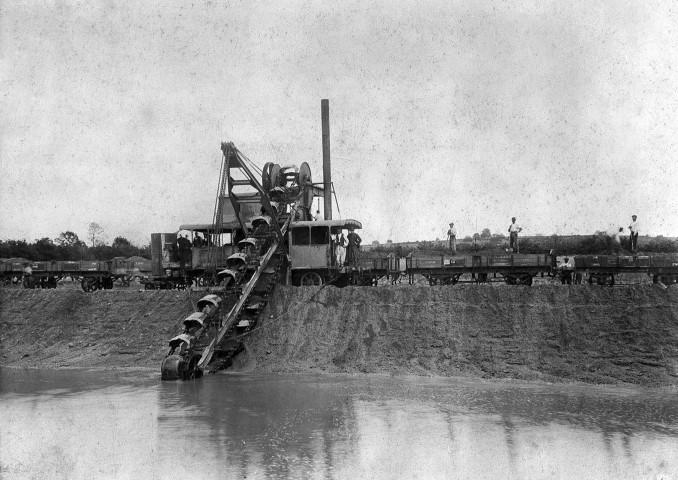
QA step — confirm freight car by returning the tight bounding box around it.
[0,257,152,291]
[401,252,556,286]
[390,252,678,286]
[573,254,678,286]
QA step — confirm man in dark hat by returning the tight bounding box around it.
[177,234,192,269]
[346,227,362,266]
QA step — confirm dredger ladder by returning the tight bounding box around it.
[197,220,289,373]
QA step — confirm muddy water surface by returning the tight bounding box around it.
[1,367,677,479]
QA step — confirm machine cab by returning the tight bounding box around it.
[289,219,362,270]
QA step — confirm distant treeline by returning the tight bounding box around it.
[371,234,678,257]
[0,232,150,261]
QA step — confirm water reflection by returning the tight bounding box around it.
[1,368,677,479]
[157,375,361,479]
[156,374,678,479]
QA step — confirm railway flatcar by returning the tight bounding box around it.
[404,252,556,286]
[573,254,678,286]
[396,252,678,287]
[0,257,153,291]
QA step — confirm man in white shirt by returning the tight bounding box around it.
[334,232,346,266]
[559,257,573,284]
[447,222,457,254]
[628,215,639,253]
[508,217,523,253]
[606,227,624,254]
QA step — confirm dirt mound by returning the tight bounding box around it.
[0,289,195,369]
[2,285,677,386]
[242,284,678,386]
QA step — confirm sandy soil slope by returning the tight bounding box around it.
[1,284,677,386]
[242,285,678,386]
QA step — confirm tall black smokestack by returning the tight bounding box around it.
[321,99,332,220]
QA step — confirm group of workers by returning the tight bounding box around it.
[445,215,642,255]
[446,217,524,254]
[607,215,640,253]
[332,228,361,267]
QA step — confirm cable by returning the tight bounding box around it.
[238,150,263,177]
[331,182,342,219]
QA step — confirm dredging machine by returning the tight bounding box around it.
[160,100,387,380]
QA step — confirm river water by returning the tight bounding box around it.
[1,368,677,480]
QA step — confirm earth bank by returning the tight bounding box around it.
[1,285,677,386]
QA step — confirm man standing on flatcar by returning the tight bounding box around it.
[508,217,522,253]
[606,227,624,254]
[346,227,362,266]
[447,222,457,254]
[628,215,639,253]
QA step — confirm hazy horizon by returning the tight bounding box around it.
[2,1,677,245]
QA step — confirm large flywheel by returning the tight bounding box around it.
[269,164,281,189]
[298,162,314,210]
[262,162,274,193]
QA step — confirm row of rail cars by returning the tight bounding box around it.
[0,257,152,291]
[400,252,678,286]
[3,249,677,291]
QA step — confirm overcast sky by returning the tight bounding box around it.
[1,0,677,245]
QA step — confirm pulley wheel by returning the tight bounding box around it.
[298,162,311,187]
[269,164,281,189]
[262,162,274,193]
[298,162,314,210]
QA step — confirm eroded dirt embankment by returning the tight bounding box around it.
[1,285,677,386]
[0,289,194,369]
[242,285,678,386]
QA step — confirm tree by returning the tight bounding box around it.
[473,233,481,241]
[34,237,56,260]
[55,231,84,247]
[112,236,131,248]
[112,236,135,258]
[481,228,491,239]
[87,223,105,247]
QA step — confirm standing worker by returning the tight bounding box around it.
[447,222,457,254]
[22,262,34,289]
[559,257,574,284]
[177,234,192,269]
[628,215,639,253]
[508,217,523,253]
[606,227,624,254]
[346,227,362,266]
[335,232,346,266]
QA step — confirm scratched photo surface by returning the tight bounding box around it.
[1,1,678,479]
[1,1,677,243]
